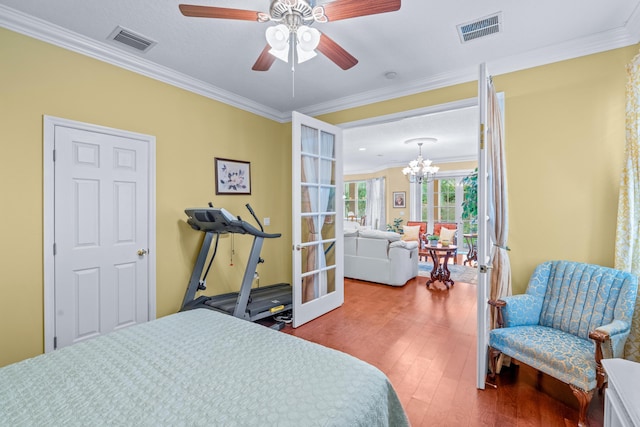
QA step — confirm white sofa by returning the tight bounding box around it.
[343,226,419,286]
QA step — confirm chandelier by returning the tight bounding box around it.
[402,138,439,184]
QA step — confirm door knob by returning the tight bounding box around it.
[137,249,148,256]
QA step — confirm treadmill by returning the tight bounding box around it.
[180,204,292,326]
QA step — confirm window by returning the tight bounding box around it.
[433,178,456,222]
[344,181,367,220]
[421,177,459,226]
[418,170,476,249]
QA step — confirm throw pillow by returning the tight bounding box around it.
[402,225,421,241]
[440,227,457,243]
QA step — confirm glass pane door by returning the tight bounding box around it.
[292,112,344,327]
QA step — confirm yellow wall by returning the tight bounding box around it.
[345,160,477,227]
[0,28,291,366]
[2,23,638,367]
[325,45,639,294]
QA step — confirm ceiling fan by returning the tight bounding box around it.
[179,0,401,71]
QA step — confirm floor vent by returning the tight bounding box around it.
[108,26,156,53]
[457,12,502,43]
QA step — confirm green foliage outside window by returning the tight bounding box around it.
[461,168,478,233]
[438,179,456,222]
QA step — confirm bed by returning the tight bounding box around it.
[0,309,408,426]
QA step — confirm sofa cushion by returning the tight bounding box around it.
[344,220,360,231]
[359,229,401,242]
[402,225,421,242]
[490,325,596,391]
[344,229,358,238]
[390,240,419,250]
[357,237,391,258]
[344,235,357,256]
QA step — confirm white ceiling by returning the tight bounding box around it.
[1,0,639,173]
[342,102,479,174]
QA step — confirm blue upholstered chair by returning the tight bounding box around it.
[488,260,638,427]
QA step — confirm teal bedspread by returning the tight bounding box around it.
[0,309,409,426]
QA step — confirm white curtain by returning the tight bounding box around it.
[487,78,512,328]
[300,126,332,302]
[365,177,385,230]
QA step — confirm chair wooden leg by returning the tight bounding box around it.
[536,370,543,390]
[488,348,501,377]
[485,347,501,388]
[569,385,594,427]
[595,360,607,395]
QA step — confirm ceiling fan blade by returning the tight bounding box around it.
[317,33,358,70]
[179,4,260,21]
[252,45,277,71]
[322,0,401,21]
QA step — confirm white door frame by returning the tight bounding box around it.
[43,115,157,353]
[339,91,503,389]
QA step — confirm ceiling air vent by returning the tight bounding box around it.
[457,12,502,43]
[108,26,156,53]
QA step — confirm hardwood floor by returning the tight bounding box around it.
[283,276,604,426]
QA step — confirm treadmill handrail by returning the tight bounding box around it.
[240,220,281,239]
[185,208,281,239]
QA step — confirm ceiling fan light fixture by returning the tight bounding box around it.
[297,26,320,49]
[266,24,291,62]
[179,0,401,72]
[266,24,289,49]
[296,26,320,62]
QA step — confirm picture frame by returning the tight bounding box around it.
[393,191,406,208]
[215,157,251,195]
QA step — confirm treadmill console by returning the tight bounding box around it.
[184,206,281,238]
[185,207,243,233]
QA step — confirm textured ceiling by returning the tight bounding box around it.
[1,0,638,171]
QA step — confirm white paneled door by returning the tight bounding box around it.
[48,119,154,350]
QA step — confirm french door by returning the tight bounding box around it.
[291,112,344,327]
[476,63,493,389]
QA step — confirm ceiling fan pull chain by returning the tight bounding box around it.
[291,34,296,97]
[291,60,296,97]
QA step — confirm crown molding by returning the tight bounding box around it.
[301,24,640,119]
[345,155,476,176]
[626,2,640,43]
[338,98,478,129]
[2,3,638,125]
[0,5,289,122]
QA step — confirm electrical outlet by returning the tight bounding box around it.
[264,217,270,226]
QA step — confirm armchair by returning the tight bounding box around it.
[487,260,638,427]
[406,221,427,261]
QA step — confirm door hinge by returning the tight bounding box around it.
[53,149,56,162]
[53,243,57,255]
[53,336,57,350]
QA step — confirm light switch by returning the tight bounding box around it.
[264,217,270,226]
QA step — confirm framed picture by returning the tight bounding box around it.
[215,157,251,195]
[393,191,406,208]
